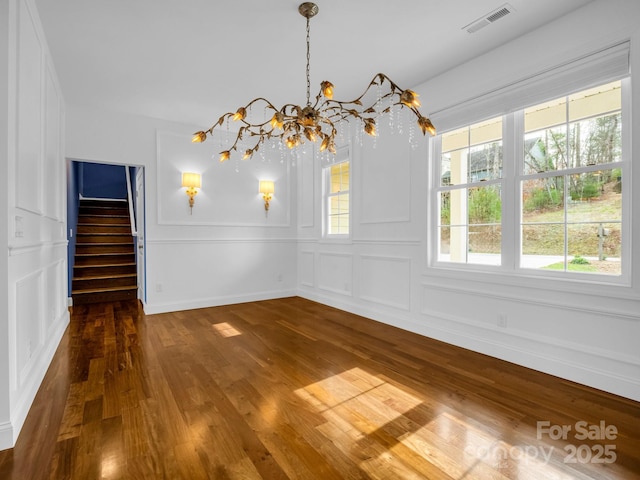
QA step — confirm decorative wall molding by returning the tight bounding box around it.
[8,240,67,256]
[421,279,640,321]
[419,300,640,368]
[353,238,421,246]
[358,126,412,225]
[359,254,411,310]
[9,306,68,447]
[15,269,43,390]
[144,288,297,315]
[299,251,315,288]
[146,238,298,246]
[297,289,640,402]
[317,252,353,296]
[415,309,640,401]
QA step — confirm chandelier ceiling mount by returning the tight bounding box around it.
[192,2,436,162]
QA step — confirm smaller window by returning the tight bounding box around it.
[323,156,350,237]
[436,116,503,265]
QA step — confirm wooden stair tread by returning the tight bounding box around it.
[74,262,136,268]
[72,285,137,294]
[73,273,137,281]
[75,252,134,256]
[73,199,137,304]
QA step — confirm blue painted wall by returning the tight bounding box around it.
[81,162,127,199]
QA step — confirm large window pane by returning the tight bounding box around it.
[328,193,349,235]
[468,225,501,265]
[435,79,625,279]
[521,224,565,269]
[566,170,622,223]
[524,127,567,174]
[522,177,565,215]
[441,116,503,186]
[569,113,621,168]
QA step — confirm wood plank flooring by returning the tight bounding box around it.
[0,297,638,479]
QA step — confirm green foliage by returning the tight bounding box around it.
[524,187,562,212]
[570,255,590,265]
[570,178,601,200]
[468,187,501,224]
[543,261,597,272]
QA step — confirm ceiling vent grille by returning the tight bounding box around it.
[463,3,514,33]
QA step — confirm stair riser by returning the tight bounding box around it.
[79,199,128,208]
[75,254,135,266]
[76,235,133,244]
[73,289,137,305]
[76,244,134,254]
[78,215,130,225]
[76,225,131,234]
[74,265,137,277]
[79,207,129,216]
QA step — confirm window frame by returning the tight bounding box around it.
[429,77,631,286]
[322,146,351,239]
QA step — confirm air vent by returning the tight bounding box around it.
[463,3,515,33]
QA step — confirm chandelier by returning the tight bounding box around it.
[192,2,436,161]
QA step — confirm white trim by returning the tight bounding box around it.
[146,238,297,246]
[144,289,296,315]
[431,41,630,133]
[296,290,640,402]
[421,279,640,322]
[0,421,14,452]
[8,240,67,256]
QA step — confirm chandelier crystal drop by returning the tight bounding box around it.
[192,2,436,162]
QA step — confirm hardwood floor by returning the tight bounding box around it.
[0,297,638,479]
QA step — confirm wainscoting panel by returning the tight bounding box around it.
[15,270,43,390]
[299,250,315,287]
[44,63,62,221]
[317,252,353,296]
[359,254,411,310]
[359,123,411,224]
[16,0,43,214]
[420,282,640,402]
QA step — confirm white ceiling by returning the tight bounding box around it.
[33,0,594,129]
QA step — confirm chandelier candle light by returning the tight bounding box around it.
[192,2,436,161]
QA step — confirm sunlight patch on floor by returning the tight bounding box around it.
[212,322,242,337]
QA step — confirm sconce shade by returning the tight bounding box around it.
[182,172,201,189]
[259,180,275,195]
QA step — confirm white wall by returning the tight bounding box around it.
[65,106,298,315]
[0,0,69,450]
[297,0,640,402]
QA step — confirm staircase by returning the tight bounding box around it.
[72,199,138,305]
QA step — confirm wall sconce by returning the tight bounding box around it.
[259,180,274,212]
[182,172,201,214]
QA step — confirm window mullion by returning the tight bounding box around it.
[502,111,520,271]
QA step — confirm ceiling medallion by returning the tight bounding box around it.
[192,2,436,162]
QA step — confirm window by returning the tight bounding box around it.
[438,117,503,265]
[521,81,623,276]
[433,79,627,280]
[323,153,350,237]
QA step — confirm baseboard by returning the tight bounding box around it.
[8,308,69,448]
[297,289,640,403]
[0,421,14,452]
[144,289,297,315]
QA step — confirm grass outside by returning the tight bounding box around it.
[443,181,623,275]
